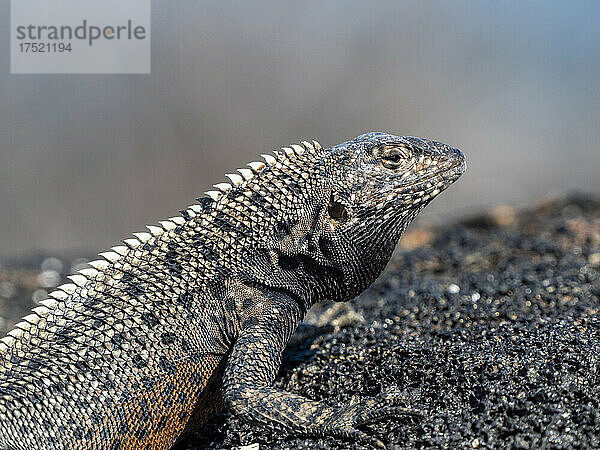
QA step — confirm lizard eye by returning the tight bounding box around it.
[373,144,414,170]
[383,152,401,165]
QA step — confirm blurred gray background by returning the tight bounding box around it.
[1,1,599,257]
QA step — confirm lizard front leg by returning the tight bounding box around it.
[222,295,419,448]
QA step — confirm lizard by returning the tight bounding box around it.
[0,132,465,449]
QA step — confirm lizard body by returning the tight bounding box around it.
[0,132,465,449]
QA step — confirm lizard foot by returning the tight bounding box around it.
[318,390,422,448]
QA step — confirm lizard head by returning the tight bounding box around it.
[316,132,466,301]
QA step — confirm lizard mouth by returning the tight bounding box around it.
[384,156,466,208]
[420,161,464,183]
[401,160,466,195]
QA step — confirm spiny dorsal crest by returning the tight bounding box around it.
[203,139,321,202]
[0,139,321,355]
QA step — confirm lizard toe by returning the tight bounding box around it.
[318,392,420,448]
[353,389,422,425]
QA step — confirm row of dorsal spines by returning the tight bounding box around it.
[202,139,321,202]
[0,139,322,356]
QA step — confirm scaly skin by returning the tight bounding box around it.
[0,132,465,449]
